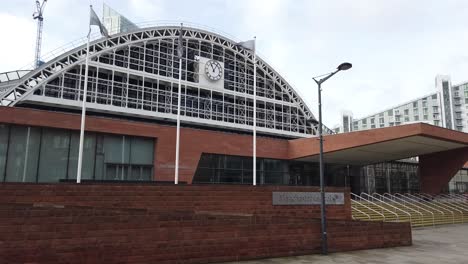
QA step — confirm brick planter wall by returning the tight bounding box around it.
[0,183,412,263]
[0,203,411,264]
[0,183,352,220]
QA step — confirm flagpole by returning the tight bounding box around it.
[76,5,92,183]
[175,57,182,184]
[175,24,183,184]
[253,37,257,186]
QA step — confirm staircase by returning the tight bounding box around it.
[352,193,468,228]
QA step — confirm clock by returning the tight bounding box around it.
[204,60,223,81]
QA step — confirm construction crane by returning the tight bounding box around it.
[33,0,47,68]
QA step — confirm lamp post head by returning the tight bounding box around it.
[337,62,352,71]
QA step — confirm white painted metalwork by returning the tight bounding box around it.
[351,206,371,220]
[351,199,386,221]
[0,25,326,138]
[416,193,464,223]
[357,192,400,220]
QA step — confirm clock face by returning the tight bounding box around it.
[204,60,223,81]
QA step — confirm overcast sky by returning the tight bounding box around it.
[1,0,468,126]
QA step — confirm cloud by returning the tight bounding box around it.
[0,13,36,71]
[1,0,468,128]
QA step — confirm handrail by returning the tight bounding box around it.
[393,193,436,226]
[451,194,468,203]
[383,192,395,201]
[406,193,453,223]
[437,194,468,211]
[382,193,428,225]
[416,193,463,223]
[437,194,463,203]
[351,206,371,221]
[372,193,415,224]
[396,193,447,222]
[420,193,468,211]
[350,198,386,221]
[356,193,400,221]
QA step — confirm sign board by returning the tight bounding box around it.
[272,192,345,205]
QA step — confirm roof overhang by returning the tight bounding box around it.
[288,123,468,165]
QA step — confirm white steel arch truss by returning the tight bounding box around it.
[0,26,334,137]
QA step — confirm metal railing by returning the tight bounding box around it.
[411,193,459,224]
[417,193,465,222]
[357,193,400,221]
[435,194,468,211]
[384,193,435,226]
[351,206,371,221]
[395,193,447,224]
[350,195,386,221]
[372,193,414,224]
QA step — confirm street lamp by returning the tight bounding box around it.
[312,62,352,255]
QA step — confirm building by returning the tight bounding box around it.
[334,75,468,193]
[334,75,468,134]
[0,9,467,194]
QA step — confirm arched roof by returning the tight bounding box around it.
[0,25,324,137]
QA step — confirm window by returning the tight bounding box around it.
[371,124,376,128]
[433,106,439,112]
[414,115,419,121]
[395,116,400,122]
[404,109,409,115]
[422,101,427,107]
[434,120,440,126]
[432,94,438,99]
[193,154,288,185]
[387,110,393,116]
[379,117,384,124]
[423,108,428,115]
[454,91,459,97]
[433,114,439,119]
[379,124,385,128]
[413,102,418,107]
[404,117,409,122]
[456,112,462,119]
[423,115,428,120]
[0,124,154,183]
[395,109,400,115]
[370,118,375,124]
[379,113,384,117]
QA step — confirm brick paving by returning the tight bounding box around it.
[222,223,468,264]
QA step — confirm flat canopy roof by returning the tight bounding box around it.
[288,123,468,165]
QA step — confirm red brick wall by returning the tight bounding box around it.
[0,107,289,183]
[0,203,412,264]
[0,183,351,220]
[420,147,468,194]
[0,107,466,194]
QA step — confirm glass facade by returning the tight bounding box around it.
[0,124,154,182]
[358,162,420,194]
[193,153,351,187]
[446,169,468,193]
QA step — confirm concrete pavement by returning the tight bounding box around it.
[221,223,468,264]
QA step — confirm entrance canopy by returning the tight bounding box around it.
[288,123,468,165]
